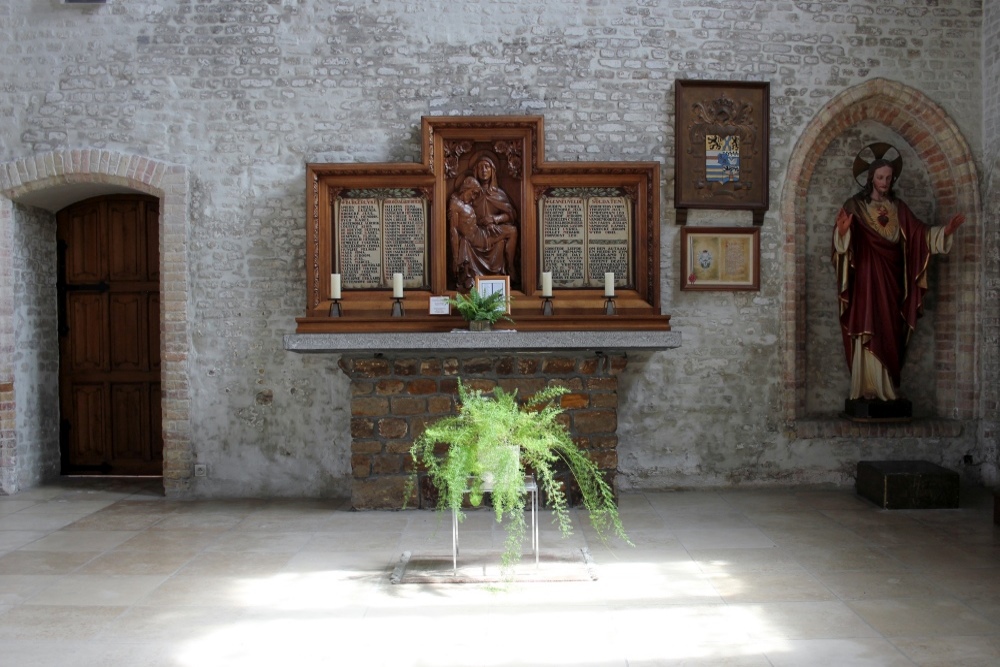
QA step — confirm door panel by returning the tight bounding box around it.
[149,292,161,371]
[66,293,109,372]
[146,200,159,282]
[111,383,149,461]
[150,382,163,460]
[58,195,162,476]
[109,199,146,281]
[62,202,105,284]
[110,293,147,371]
[68,384,108,466]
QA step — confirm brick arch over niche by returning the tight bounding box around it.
[0,150,193,495]
[781,78,981,425]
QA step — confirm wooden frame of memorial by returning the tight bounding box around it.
[297,115,669,333]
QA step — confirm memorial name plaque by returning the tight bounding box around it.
[335,192,428,289]
[540,192,632,288]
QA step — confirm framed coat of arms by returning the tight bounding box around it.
[674,80,770,223]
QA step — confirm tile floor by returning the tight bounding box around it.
[1,478,999,666]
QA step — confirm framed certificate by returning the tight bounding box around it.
[680,227,760,291]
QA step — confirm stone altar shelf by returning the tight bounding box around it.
[284,331,681,509]
[283,330,681,354]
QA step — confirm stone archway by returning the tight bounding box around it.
[780,78,981,426]
[0,150,193,495]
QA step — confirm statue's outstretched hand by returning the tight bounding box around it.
[835,208,852,237]
[944,213,966,236]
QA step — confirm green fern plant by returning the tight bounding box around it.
[449,289,512,325]
[407,379,630,575]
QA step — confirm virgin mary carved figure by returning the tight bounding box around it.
[448,156,519,290]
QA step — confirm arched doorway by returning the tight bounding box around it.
[0,150,192,495]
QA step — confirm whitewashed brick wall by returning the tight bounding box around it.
[980,0,999,481]
[0,0,993,495]
[11,205,59,488]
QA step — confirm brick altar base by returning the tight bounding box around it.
[856,460,959,509]
[339,351,626,510]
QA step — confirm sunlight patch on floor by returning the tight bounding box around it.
[172,562,793,667]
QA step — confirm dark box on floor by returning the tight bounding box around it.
[856,460,959,509]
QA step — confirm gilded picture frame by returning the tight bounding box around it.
[680,226,760,291]
[674,80,770,220]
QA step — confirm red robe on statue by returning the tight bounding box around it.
[834,196,934,393]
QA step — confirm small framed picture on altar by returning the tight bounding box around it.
[475,275,511,313]
[680,226,760,291]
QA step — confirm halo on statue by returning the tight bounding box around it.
[853,142,903,188]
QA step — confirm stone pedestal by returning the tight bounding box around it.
[856,460,959,509]
[843,398,912,422]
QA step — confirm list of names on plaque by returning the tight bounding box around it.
[334,195,428,289]
[586,197,631,285]
[542,198,586,241]
[337,198,383,288]
[543,244,586,283]
[541,198,587,286]
[382,198,427,286]
[539,194,632,288]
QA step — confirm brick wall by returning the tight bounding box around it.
[987,2,1000,161]
[340,352,626,510]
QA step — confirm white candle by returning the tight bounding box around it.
[330,273,341,300]
[604,272,615,297]
[392,273,404,298]
[541,271,553,297]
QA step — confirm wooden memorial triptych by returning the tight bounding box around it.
[298,116,668,332]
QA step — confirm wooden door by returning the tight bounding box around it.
[57,195,162,475]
